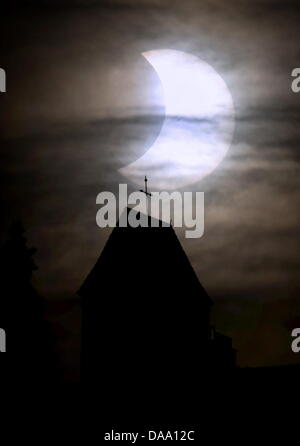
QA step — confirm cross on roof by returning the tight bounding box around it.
[139,176,152,198]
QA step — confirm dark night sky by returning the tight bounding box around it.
[1,0,300,368]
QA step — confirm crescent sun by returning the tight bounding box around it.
[119,49,235,190]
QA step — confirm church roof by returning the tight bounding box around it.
[79,208,212,307]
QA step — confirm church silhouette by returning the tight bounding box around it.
[79,207,236,399]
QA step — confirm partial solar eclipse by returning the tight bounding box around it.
[119,49,235,190]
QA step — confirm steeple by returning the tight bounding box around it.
[79,207,215,388]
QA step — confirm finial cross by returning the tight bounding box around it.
[139,176,152,198]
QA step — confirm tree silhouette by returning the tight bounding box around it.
[0,221,59,384]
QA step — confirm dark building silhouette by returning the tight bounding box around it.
[79,208,235,398]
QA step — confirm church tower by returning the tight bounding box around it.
[79,194,235,399]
